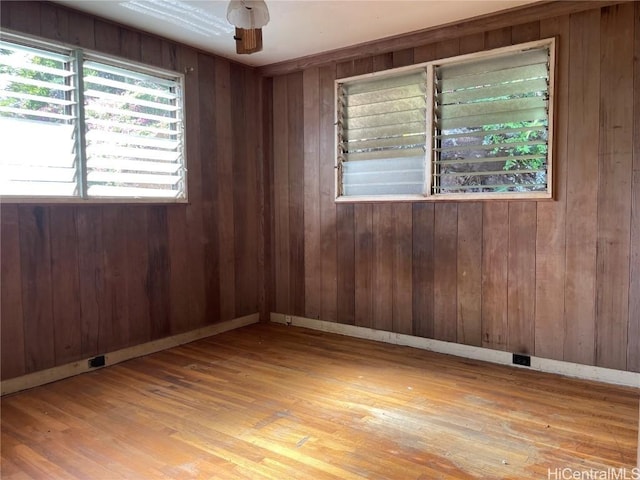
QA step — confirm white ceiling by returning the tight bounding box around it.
[53,0,541,67]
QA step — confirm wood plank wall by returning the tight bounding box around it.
[0,2,262,380]
[266,2,640,372]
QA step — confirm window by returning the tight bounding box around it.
[335,38,555,201]
[0,35,186,201]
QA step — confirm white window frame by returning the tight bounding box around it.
[0,32,187,204]
[335,38,556,202]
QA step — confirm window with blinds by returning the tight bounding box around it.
[335,38,554,201]
[84,61,184,199]
[434,46,551,196]
[0,35,186,202]
[337,71,427,197]
[0,41,79,197]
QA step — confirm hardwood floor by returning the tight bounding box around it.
[1,323,638,479]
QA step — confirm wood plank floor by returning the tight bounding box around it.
[1,323,638,479]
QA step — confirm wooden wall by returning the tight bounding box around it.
[266,2,640,372]
[0,2,263,380]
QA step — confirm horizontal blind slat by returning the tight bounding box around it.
[85,118,178,136]
[346,95,425,119]
[86,144,180,162]
[344,71,426,95]
[439,63,548,92]
[84,61,177,87]
[1,90,75,106]
[437,125,547,140]
[439,97,546,120]
[437,140,547,153]
[84,89,178,112]
[343,156,424,173]
[84,104,180,124]
[344,121,426,142]
[345,108,426,130]
[347,83,425,107]
[436,168,546,178]
[83,75,178,100]
[87,171,181,185]
[87,158,181,174]
[86,130,180,149]
[435,154,546,166]
[1,181,77,196]
[0,74,75,92]
[435,183,544,192]
[342,134,426,152]
[345,146,425,162]
[439,49,548,79]
[439,107,548,130]
[439,78,547,105]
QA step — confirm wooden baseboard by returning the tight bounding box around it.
[1,314,259,396]
[271,313,640,389]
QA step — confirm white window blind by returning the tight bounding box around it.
[335,38,554,202]
[337,70,427,197]
[0,34,186,202]
[434,46,550,195]
[0,40,79,197]
[83,61,184,199]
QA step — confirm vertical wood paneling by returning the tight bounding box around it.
[101,207,129,351]
[49,208,82,364]
[3,1,40,36]
[481,203,509,350]
[373,205,394,332]
[287,72,306,317]
[273,75,290,314]
[140,34,163,67]
[18,206,55,372]
[119,28,141,61]
[125,208,150,345]
[511,21,540,43]
[1,205,26,379]
[393,204,413,335]
[563,9,600,365]
[413,43,437,64]
[457,203,482,346]
[354,205,373,328]
[507,203,536,354]
[595,3,634,370]
[336,205,356,325]
[303,67,322,319]
[215,59,235,321]
[535,15,569,361]
[628,2,640,373]
[433,204,458,342]
[412,204,434,338]
[319,65,338,322]
[182,48,207,329]
[199,55,221,323]
[261,77,275,321]
[40,2,68,41]
[94,20,119,56]
[240,68,260,317]
[66,9,94,48]
[147,207,171,339]
[392,48,414,67]
[75,209,103,358]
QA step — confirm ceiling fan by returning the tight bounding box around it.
[226,0,270,54]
